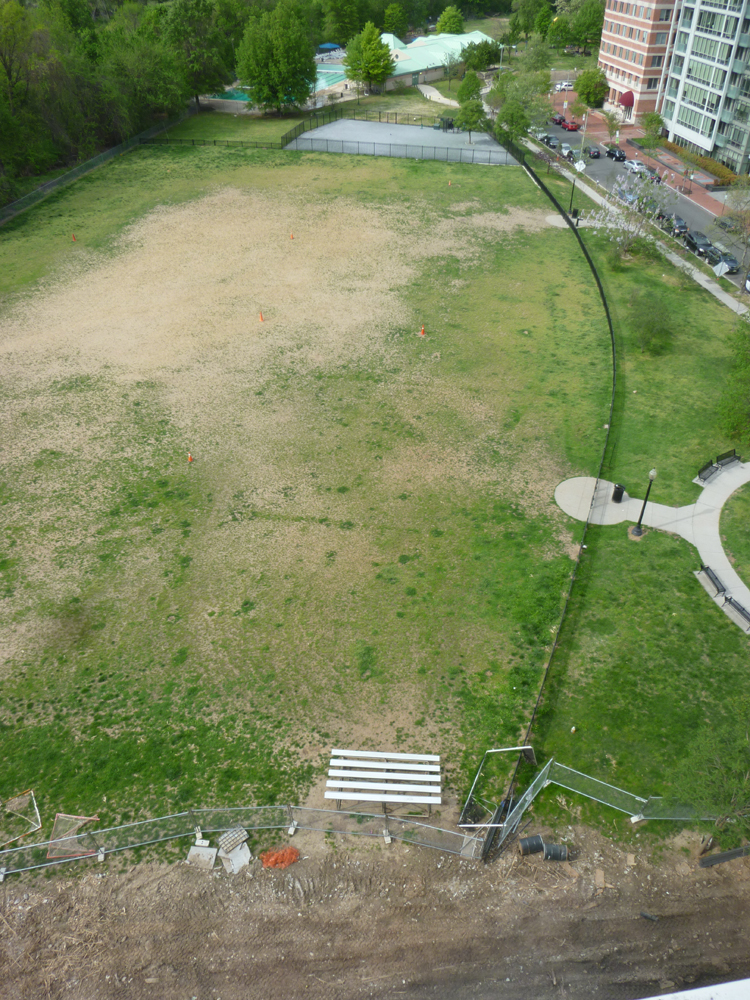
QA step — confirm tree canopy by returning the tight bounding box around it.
[454,97,488,141]
[456,69,482,103]
[236,0,316,112]
[166,0,229,106]
[574,66,607,107]
[383,3,407,38]
[462,39,503,72]
[435,4,464,33]
[571,0,604,50]
[344,21,395,90]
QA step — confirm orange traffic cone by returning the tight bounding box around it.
[259,311,264,322]
[188,453,193,463]
[419,325,425,337]
[290,233,294,240]
[448,181,451,186]
[72,234,76,241]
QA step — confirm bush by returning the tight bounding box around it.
[660,139,738,185]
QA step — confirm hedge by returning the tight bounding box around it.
[659,139,738,185]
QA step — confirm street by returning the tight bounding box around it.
[540,120,749,291]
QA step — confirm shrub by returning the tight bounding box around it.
[659,139,738,185]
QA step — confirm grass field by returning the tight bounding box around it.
[722,483,750,587]
[0,145,612,828]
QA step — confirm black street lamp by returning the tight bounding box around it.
[632,468,657,536]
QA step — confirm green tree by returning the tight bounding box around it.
[443,48,461,89]
[640,110,664,150]
[343,21,394,90]
[546,14,570,52]
[454,97,488,141]
[601,108,620,141]
[510,0,546,42]
[383,2,407,36]
[519,34,551,72]
[166,0,228,107]
[0,0,35,116]
[571,0,604,52]
[435,4,463,33]
[495,96,530,142]
[237,0,316,112]
[323,0,359,44]
[573,66,607,107]
[462,39,502,72]
[456,68,481,103]
[534,3,553,36]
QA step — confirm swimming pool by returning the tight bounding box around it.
[207,69,346,103]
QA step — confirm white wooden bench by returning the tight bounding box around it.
[325,748,442,813]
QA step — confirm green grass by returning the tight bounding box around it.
[721,482,750,586]
[0,146,611,827]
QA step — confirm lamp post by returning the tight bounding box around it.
[631,468,657,536]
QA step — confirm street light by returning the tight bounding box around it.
[631,468,657,536]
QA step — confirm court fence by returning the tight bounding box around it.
[0,805,482,879]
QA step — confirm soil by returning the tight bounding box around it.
[2,823,750,1000]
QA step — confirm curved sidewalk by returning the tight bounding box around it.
[417,84,459,107]
[555,465,750,633]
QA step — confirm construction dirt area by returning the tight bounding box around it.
[2,823,750,1000]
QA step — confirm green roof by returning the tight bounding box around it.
[381,31,494,77]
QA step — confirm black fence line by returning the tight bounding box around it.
[480,142,619,862]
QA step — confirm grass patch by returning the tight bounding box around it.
[721,482,750,587]
[0,146,611,825]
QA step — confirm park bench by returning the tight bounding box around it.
[325,748,442,813]
[700,565,726,597]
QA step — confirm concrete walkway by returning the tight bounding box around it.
[554,465,750,633]
[417,84,459,107]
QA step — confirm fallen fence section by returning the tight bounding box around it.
[472,757,714,855]
[0,805,482,878]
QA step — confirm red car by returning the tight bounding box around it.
[561,120,581,131]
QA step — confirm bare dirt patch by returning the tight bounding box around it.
[2,826,749,999]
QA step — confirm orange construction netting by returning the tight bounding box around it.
[260,846,300,869]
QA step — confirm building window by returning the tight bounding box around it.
[658,9,671,21]
[651,55,663,67]
[655,31,667,44]
[647,77,659,89]
[663,99,675,118]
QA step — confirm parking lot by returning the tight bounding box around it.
[536,119,749,291]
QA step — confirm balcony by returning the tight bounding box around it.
[721,106,735,122]
[728,84,740,98]
[740,32,750,45]
[733,58,746,72]
[667,86,679,98]
[714,132,728,145]
[675,41,687,52]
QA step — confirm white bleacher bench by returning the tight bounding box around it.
[325,749,442,812]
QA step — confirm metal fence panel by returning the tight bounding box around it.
[387,817,481,858]
[548,763,646,815]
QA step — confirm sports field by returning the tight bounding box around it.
[0,146,612,825]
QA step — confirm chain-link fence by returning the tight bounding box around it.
[0,109,197,226]
[286,136,515,164]
[0,805,482,878]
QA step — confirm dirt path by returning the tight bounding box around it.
[2,824,750,999]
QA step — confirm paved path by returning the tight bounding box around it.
[417,84,459,107]
[554,465,750,633]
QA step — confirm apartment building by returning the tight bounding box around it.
[598,0,677,118]
[659,0,750,173]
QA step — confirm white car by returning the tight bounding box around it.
[555,81,574,92]
[622,159,648,174]
[561,142,572,158]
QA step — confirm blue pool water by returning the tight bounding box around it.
[208,69,346,103]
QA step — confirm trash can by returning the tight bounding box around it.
[571,208,578,219]
[612,483,625,503]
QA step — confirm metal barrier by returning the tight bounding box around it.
[0,805,482,878]
[286,136,515,163]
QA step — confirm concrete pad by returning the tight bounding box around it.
[554,463,750,633]
[187,845,217,870]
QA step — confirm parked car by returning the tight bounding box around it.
[614,187,638,206]
[529,127,548,139]
[684,230,713,256]
[605,146,627,161]
[555,81,574,91]
[706,243,740,272]
[550,112,565,125]
[561,119,581,131]
[657,210,688,235]
[584,145,601,158]
[561,142,572,158]
[745,271,750,293]
[544,134,560,149]
[716,216,738,232]
[643,165,662,182]
[622,159,648,174]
